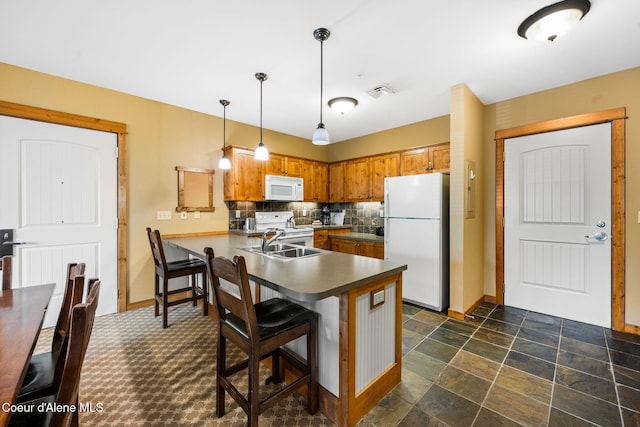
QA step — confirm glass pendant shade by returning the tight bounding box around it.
[312,124,330,146]
[254,142,269,160]
[518,0,590,42]
[218,156,231,170]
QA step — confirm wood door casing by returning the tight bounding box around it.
[495,107,627,332]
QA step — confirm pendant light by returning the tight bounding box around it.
[518,0,591,42]
[254,72,269,161]
[218,99,231,170]
[312,28,330,145]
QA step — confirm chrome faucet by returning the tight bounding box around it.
[261,228,284,252]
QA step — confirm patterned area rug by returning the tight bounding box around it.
[34,305,333,426]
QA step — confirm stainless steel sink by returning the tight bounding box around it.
[239,243,328,261]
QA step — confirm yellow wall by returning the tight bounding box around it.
[327,115,450,161]
[0,62,325,303]
[449,84,485,314]
[482,67,640,327]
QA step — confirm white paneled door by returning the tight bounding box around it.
[0,116,117,327]
[504,123,611,327]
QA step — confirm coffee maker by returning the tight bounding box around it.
[320,204,331,225]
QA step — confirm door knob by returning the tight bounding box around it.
[585,232,608,241]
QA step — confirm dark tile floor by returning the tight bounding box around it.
[358,302,640,427]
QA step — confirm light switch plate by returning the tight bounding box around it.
[157,211,172,220]
[180,211,188,220]
[194,211,200,219]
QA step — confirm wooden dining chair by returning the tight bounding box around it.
[147,227,208,328]
[1,255,12,290]
[9,280,101,427]
[204,247,318,426]
[17,263,86,402]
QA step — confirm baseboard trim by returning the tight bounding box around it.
[447,294,487,321]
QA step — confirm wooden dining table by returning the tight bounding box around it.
[0,283,55,426]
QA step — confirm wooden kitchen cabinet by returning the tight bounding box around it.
[301,159,328,202]
[369,152,400,201]
[223,146,265,201]
[400,142,450,175]
[329,161,345,202]
[266,153,302,177]
[344,158,370,201]
[330,236,384,259]
[314,227,350,250]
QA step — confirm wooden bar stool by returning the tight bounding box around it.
[147,228,208,328]
[204,247,318,426]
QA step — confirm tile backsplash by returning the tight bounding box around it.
[226,201,383,234]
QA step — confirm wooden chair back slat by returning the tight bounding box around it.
[52,263,86,353]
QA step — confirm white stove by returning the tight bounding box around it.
[255,211,314,246]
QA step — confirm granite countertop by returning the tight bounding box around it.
[165,233,405,302]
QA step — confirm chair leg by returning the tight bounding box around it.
[154,274,160,317]
[162,277,169,329]
[201,270,208,316]
[216,333,226,417]
[307,319,319,415]
[248,353,260,426]
[191,273,198,307]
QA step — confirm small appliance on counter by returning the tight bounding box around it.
[375,226,384,236]
[330,210,345,226]
[320,204,331,225]
[244,217,255,231]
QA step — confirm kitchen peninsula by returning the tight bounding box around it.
[165,233,406,427]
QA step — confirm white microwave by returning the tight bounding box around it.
[264,174,304,201]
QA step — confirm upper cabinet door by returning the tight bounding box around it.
[369,153,400,201]
[429,144,450,173]
[400,143,450,175]
[265,154,302,177]
[329,162,345,203]
[344,158,370,201]
[223,147,265,201]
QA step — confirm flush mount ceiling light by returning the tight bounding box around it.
[518,0,591,42]
[328,97,358,115]
[218,99,231,170]
[312,27,330,145]
[254,72,269,161]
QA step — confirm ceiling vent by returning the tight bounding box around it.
[367,85,396,99]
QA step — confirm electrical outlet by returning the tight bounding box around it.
[194,211,200,219]
[302,209,307,216]
[180,211,188,220]
[236,210,241,219]
[157,211,171,220]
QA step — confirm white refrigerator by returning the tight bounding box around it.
[384,173,449,311]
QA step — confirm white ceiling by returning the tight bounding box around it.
[1,0,639,143]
